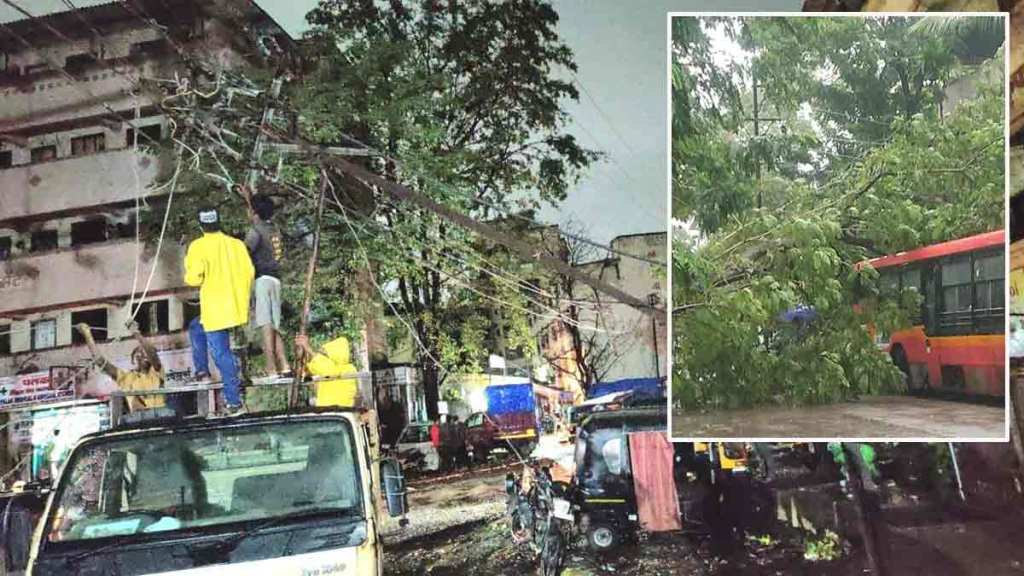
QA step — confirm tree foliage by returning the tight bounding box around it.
[672,16,1004,409]
[143,1,594,418]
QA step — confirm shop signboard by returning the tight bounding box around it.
[6,400,110,482]
[0,371,74,410]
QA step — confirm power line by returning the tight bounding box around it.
[572,73,638,158]
[331,181,450,380]
[337,201,621,334]
[331,131,666,267]
[292,180,617,333]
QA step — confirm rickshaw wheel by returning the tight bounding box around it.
[587,524,619,551]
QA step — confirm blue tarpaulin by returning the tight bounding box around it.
[778,305,817,324]
[485,383,534,415]
[587,378,665,401]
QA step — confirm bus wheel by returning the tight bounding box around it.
[587,524,620,551]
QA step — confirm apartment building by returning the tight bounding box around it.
[536,232,668,396]
[0,1,292,402]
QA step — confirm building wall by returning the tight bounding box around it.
[0,3,284,382]
[572,232,667,385]
[531,232,667,396]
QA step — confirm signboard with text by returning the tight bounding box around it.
[0,371,74,410]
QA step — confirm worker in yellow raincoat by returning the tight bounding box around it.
[294,334,360,406]
[184,207,254,415]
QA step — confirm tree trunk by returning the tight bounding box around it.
[423,363,440,421]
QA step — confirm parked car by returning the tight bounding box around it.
[393,422,440,472]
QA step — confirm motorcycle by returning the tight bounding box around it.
[506,460,576,576]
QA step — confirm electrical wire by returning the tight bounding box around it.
[331,198,622,334]
[332,131,667,267]
[331,179,450,382]
[128,148,183,323]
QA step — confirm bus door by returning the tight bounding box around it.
[922,263,942,388]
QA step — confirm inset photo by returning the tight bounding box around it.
[670,13,1008,439]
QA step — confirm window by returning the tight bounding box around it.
[941,256,972,313]
[970,250,1003,315]
[135,300,169,335]
[23,63,50,76]
[126,124,162,146]
[30,145,56,164]
[580,427,627,493]
[0,150,11,169]
[30,230,58,253]
[71,309,108,345]
[71,133,105,157]
[182,298,200,329]
[879,269,900,296]
[71,219,108,246]
[0,236,10,261]
[129,39,168,57]
[64,53,96,75]
[901,267,922,294]
[31,319,56,350]
[0,324,10,355]
[49,420,363,542]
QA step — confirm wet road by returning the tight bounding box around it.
[673,395,1005,439]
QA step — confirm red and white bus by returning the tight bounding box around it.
[860,229,1005,398]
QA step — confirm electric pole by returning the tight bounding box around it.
[749,68,782,209]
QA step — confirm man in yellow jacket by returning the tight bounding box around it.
[185,207,254,415]
[294,334,360,407]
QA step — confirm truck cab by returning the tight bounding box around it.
[26,408,406,576]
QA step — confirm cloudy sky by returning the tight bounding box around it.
[1,0,802,243]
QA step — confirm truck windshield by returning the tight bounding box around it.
[46,419,363,543]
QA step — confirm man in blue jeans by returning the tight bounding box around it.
[184,207,255,415]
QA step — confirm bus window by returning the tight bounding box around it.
[880,269,900,296]
[973,251,1004,330]
[940,256,972,331]
[898,267,923,323]
[901,267,922,294]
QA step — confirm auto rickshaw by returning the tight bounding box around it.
[570,405,750,551]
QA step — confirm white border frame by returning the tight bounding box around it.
[666,10,1011,444]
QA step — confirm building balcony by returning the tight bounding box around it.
[0,148,162,222]
[0,238,185,316]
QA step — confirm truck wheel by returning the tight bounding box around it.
[587,524,619,551]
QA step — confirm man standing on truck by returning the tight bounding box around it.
[294,334,360,407]
[245,194,292,378]
[185,206,254,416]
[76,323,165,413]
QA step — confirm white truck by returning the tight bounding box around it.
[23,408,407,576]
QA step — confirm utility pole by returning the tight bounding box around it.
[748,68,782,209]
[649,293,661,380]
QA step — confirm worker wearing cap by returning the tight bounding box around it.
[294,334,360,407]
[184,207,255,415]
